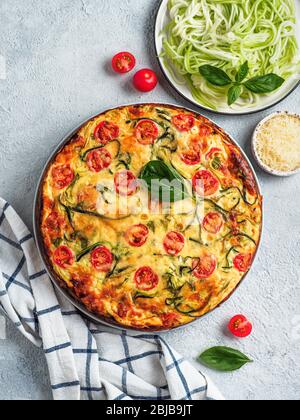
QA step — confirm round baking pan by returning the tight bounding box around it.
[33,103,263,333]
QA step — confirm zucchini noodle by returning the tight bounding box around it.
[162,0,300,111]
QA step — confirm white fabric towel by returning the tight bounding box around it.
[0,198,224,400]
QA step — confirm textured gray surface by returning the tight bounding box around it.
[0,0,299,401]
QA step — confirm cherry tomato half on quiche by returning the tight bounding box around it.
[45,212,65,235]
[192,170,220,197]
[117,302,131,318]
[134,266,159,291]
[114,170,138,196]
[192,254,217,279]
[133,69,158,92]
[129,106,144,117]
[228,315,253,338]
[53,246,75,269]
[233,253,253,273]
[87,148,112,173]
[52,165,75,190]
[199,124,213,137]
[161,312,179,329]
[112,52,136,74]
[206,147,222,160]
[181,148,201,166]
[135,120,159,145]
[91,246,113,273]
[172,114,195,132]
[94,121,120,145]
[125,224,149,248]
[202,212,224,234]
[163,232,185,256]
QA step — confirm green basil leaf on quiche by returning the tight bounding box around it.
[139,160,190,203]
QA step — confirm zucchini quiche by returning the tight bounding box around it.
[40,104,262,331]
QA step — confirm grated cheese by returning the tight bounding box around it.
[255,114,300,173]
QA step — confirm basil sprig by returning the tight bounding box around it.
[199,62,285,106]
[199,346,253,372]
[139,160,190,203]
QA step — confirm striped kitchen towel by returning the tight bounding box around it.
[0,198,224,401]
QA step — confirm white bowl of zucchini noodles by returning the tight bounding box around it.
[155,0,300,115]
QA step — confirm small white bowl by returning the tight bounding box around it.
[252,111,300,177]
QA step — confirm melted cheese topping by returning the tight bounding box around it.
[40,105,262,331]
[256,114,300,173]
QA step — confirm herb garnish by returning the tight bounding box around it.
[199,347,253,372]
[200,62,285,106]
[139,160,190,203]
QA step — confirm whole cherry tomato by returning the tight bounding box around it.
[133,69,158,92]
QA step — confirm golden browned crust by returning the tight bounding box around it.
[39,104,262,331]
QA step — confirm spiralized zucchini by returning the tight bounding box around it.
[162,0,300,110]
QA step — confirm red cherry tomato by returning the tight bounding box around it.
[125,224,149,247]
[134,266,159,291]
[161,312,179,328]
[87,148,112,173]
[202,212,224,234]
[135,120,159,145]
[199,124,213,137]
[118,302,131,318]
[133,69,158,92]
[163,232,185,256]
[53,246,75,269]
[192,254,217,279]
[52,165,75,190]
[192,170,219,197]
[45,212,65,235]
[228,315,253,338]
[114,170,138,196]
[181,149,201,165]
[94,121,120,145]
[206,147,222,160]
[112,52,136,74]
[233,254,253,273]
[172,114,195,132]
[91,246,113,272]
[129,106,143,117]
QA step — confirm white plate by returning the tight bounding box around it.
[155,0,300,115]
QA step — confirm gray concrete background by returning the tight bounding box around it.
[0,0,299,401]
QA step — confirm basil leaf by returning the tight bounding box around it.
[236,61,249,83]
[139,160,190,203]
[199,346,253,372]
[244,74,285,93]
[199,65,232,87]
[228,85,242,106]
